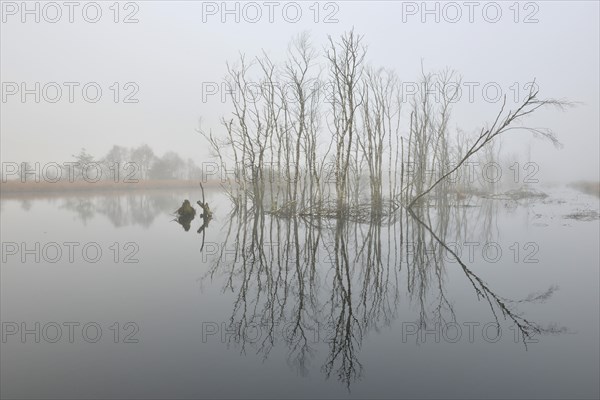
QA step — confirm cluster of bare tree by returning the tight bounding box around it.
[199,31,567,218]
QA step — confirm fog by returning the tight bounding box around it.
[1,1,599,183]
[1,2,599,400]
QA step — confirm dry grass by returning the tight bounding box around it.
[0,179,222,197]
[569,181,600,198]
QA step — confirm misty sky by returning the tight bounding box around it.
[1,1,598,182]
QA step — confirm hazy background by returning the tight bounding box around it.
[1,1,598,182]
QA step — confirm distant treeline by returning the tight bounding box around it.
[3,145,207,182]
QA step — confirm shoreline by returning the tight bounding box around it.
[0,179,223,198]
[2,179,598,200]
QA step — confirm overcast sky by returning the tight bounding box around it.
[1,1,598,182]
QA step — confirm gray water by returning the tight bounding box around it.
[1,187,599,399]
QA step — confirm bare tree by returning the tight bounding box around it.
[408,84,569,208]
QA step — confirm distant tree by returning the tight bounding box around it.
[73,148,94,164]
[148,152,185,180]
[186,158,202,180]
[162,151,186,179]
[148,158,170,180]
[101,145,131,181]
[66,148,95,181]
[20,162,36,182]
[131,144,155,180]
[104,145,130,165]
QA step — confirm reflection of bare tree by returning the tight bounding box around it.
[200,201,563,388]
[322,218,364,386]
[408,207,563,346]
[195,183,213,251]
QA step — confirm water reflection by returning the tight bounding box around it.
[176,213,195,231]
[196,201,565,389]
[174,200,197,231]
[26,192,193,227]
[19,198,33,211]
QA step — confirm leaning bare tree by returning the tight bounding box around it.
[407,83,567,208]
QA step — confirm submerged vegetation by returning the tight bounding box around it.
[483,187,549,201]
[563,209,600,222]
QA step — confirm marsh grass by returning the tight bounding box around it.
[0,179,222,195]
[569,181,600,198]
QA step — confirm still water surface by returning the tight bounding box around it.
[1,187,598,399]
